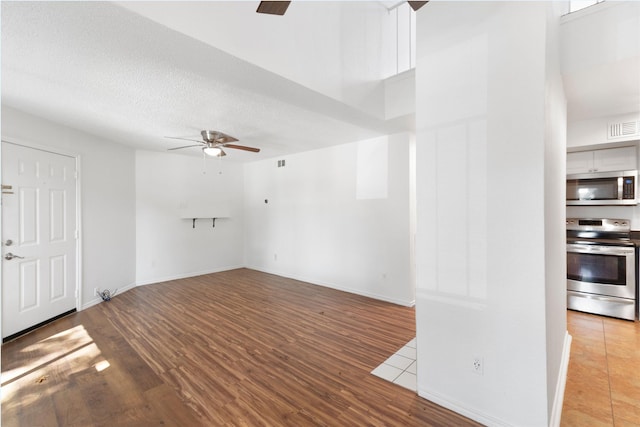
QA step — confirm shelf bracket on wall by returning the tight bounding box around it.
[191,218,217,228]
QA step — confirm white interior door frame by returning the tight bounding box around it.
[0,136,83,328]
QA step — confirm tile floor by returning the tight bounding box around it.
[371,338,417,391]
[561,310,640,426]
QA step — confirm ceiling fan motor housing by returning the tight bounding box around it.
[201,130,237,143]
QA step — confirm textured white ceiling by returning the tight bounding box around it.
[1,1,408,162]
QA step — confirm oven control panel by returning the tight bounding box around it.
[567,218,629,232]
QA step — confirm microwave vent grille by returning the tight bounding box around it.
[608,120,639,140]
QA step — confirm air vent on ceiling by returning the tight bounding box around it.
[608,120,639,140]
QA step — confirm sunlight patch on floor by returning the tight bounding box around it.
[1,324,107,410]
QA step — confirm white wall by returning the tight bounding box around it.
[384,69,416,121]
[415,3,566,426]
[560,1,640,121]
[568,113,640,147]
[1,106,136,308]
[2,106,413,311]
[544,3,570,424]
[135,150,245,285]
[244,133,414,306]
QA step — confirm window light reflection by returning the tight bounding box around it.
[569,0,605,13]
[95,360,111,372]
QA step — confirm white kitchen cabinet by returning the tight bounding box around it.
[567,146,637,174]
[566,151,594,174]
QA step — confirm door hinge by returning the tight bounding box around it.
[74,171,78,180]
[75,229,79,239]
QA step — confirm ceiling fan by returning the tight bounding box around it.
[256,1,428,16]
[167,130,261,157]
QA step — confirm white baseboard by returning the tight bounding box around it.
[246,266,415,307]
[135,264,245,287]
[549,331,572,427]
[84,265,413,309]
[417,387,511,427]
[80,266,244,310]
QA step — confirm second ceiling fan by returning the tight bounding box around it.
[256,1,428,16]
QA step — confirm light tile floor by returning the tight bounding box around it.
[561,310,640,426]
[371,338,417,391]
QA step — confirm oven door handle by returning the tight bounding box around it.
[567,244,635,256]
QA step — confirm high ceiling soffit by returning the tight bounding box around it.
[1,1,410,162]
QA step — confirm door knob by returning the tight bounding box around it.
[4,253,24,260]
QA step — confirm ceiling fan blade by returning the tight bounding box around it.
[165,136,203,143]
[256,1,290,15]
[224,144,261,153]
[408,1,429,11]
[168,144,203,151]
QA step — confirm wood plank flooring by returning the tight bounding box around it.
[2,268,480,426]
[561,310,640,426]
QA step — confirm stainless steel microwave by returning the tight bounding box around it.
[566,170,637,205]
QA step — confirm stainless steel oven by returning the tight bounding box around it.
[566,218,637,321]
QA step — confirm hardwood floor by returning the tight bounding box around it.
[2,269,480,426]
[561,310,640,426]
[7,270,637,426]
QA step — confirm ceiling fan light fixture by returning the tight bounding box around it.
[203,146,223,157]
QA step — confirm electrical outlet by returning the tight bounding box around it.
[94,288,99,297]
[472,356,484,375]
[274,253,278,261]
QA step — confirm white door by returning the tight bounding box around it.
[1,142,77,339]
